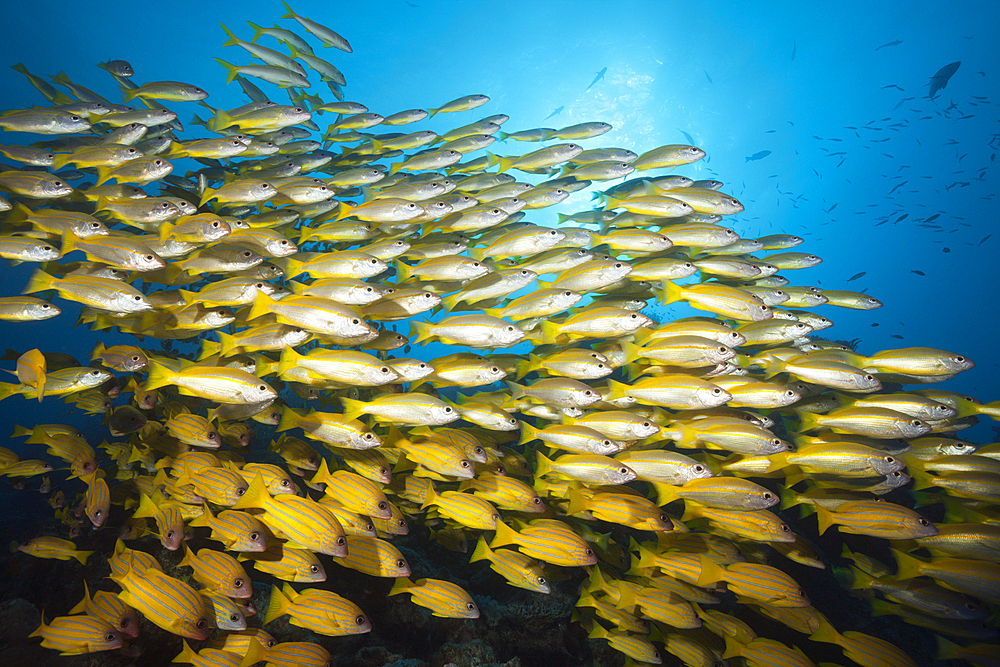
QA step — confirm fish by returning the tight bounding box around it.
[0,8,995,667]
[928,61,961,99]
[746,150,772,162]
[586,67,607,91]
[875,39,903,50]
[29,614,122,656]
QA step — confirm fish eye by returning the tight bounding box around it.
[229,613,240,622]
[336,536,346,545]
[105,633,116,641]
[919,518,930,526]
[352,318,360,324]
[119,619,129,628]
[460,460,470,468]
[585,548,594,556]
[364,433,375,440]
[911,420,923,427]
[712,388,722,395]
[250,532,260,541]
[445,406,454,413]
[196,620,207,629]
[780,524,791,532]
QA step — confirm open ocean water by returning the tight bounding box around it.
[0,1,997,666]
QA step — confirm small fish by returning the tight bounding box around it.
[388,577,479,618]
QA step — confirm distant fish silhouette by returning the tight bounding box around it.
[791,40,796,61]
[586,68,607,91]
[928,61,961,99]
[544,106,564,120]
[679,129,695,144]
[875,40,902,50]
[704,70,712,84]
[745,150,771,162]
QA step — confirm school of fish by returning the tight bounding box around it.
[1,3,999,667]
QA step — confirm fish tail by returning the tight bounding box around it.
[847,565,875,590]
[619,340,643,366]
[694,555,726,587]
[174,641,199,665]
[936,636,962,662]
[534,450,553,477]
[652,482,679,506]
[233,473,270,511]
[276,347,302,376]
[214,58,240,85]
[387,576,412,596]
[120,86,138,103]
[489,520,517,548]
[22,268,57,295]
[246,290,277,323]
[275,406,300,433]
[814,503,835,535]
[73,549,93,565]
[469,535,492,563]
[808,613,843,646]
[410,320,432,345]
[604,379,630,402]
[394,261,413,283]
[143,358,174,392]
[658,279,686,305]
[68,580,91,614]
[188,503,214,527]
[427,107,440,117]
[199,338,222,361]
[586,622,607,640]
[178,542,195,569]
[517,422,538,447]
[777,483,801,512]
[280,1,296,18]
[504,380,526,401]
[340,397,366,422]
[890,548,925,580]
[565,488,590,516]
[387,162,402,177]
[538,320,560,344]
[246,21,265,42]
[515,353,540,379]
[334,201,354,221]
[263,584,291,624]
[495,155,515,174]
[219,22,240,46]
[794,409,821,432]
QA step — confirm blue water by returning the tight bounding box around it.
[1,1,999,665]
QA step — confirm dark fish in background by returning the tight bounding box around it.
[585,67,607,91]
[704,70,712,83]
[679,129,695,144]
[745,150,771,162]
[791,40,796,61]
[928,61,961,99]
[875,40,902,50]
[544,106,564,120]
[847,271,866,282]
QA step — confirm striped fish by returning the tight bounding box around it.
[29,614,122,655]
[264,583,371,637]
[172,640,241,667]
[178,544,252,598]
[388,577,480,618]
[338,535,411,577]
[723,636,815,667]
[423,486,500,530]
[469,537,549,593]
[459,473,544,512]
[682,505,796,543]
[698,561,810,608]
[240,545,327,583]
[241,638,335,667]
[810,614,917,667]
[587,622,661,663]
[490,518,596,567]
[69,580,140,637]
[576,590,648,634]
[115,560,210,640]
[318,500,377,537]
[655,476,778,510]
[81,471,110,528]
[200,589,247,631]
[188,506,268,552]
[14,535,92,564]
[815,500,938,540]
[109,539,162,580]
[176,466,248,507]
[132,493,186,550]
[311,458,391,518]
[232,473,347,557]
